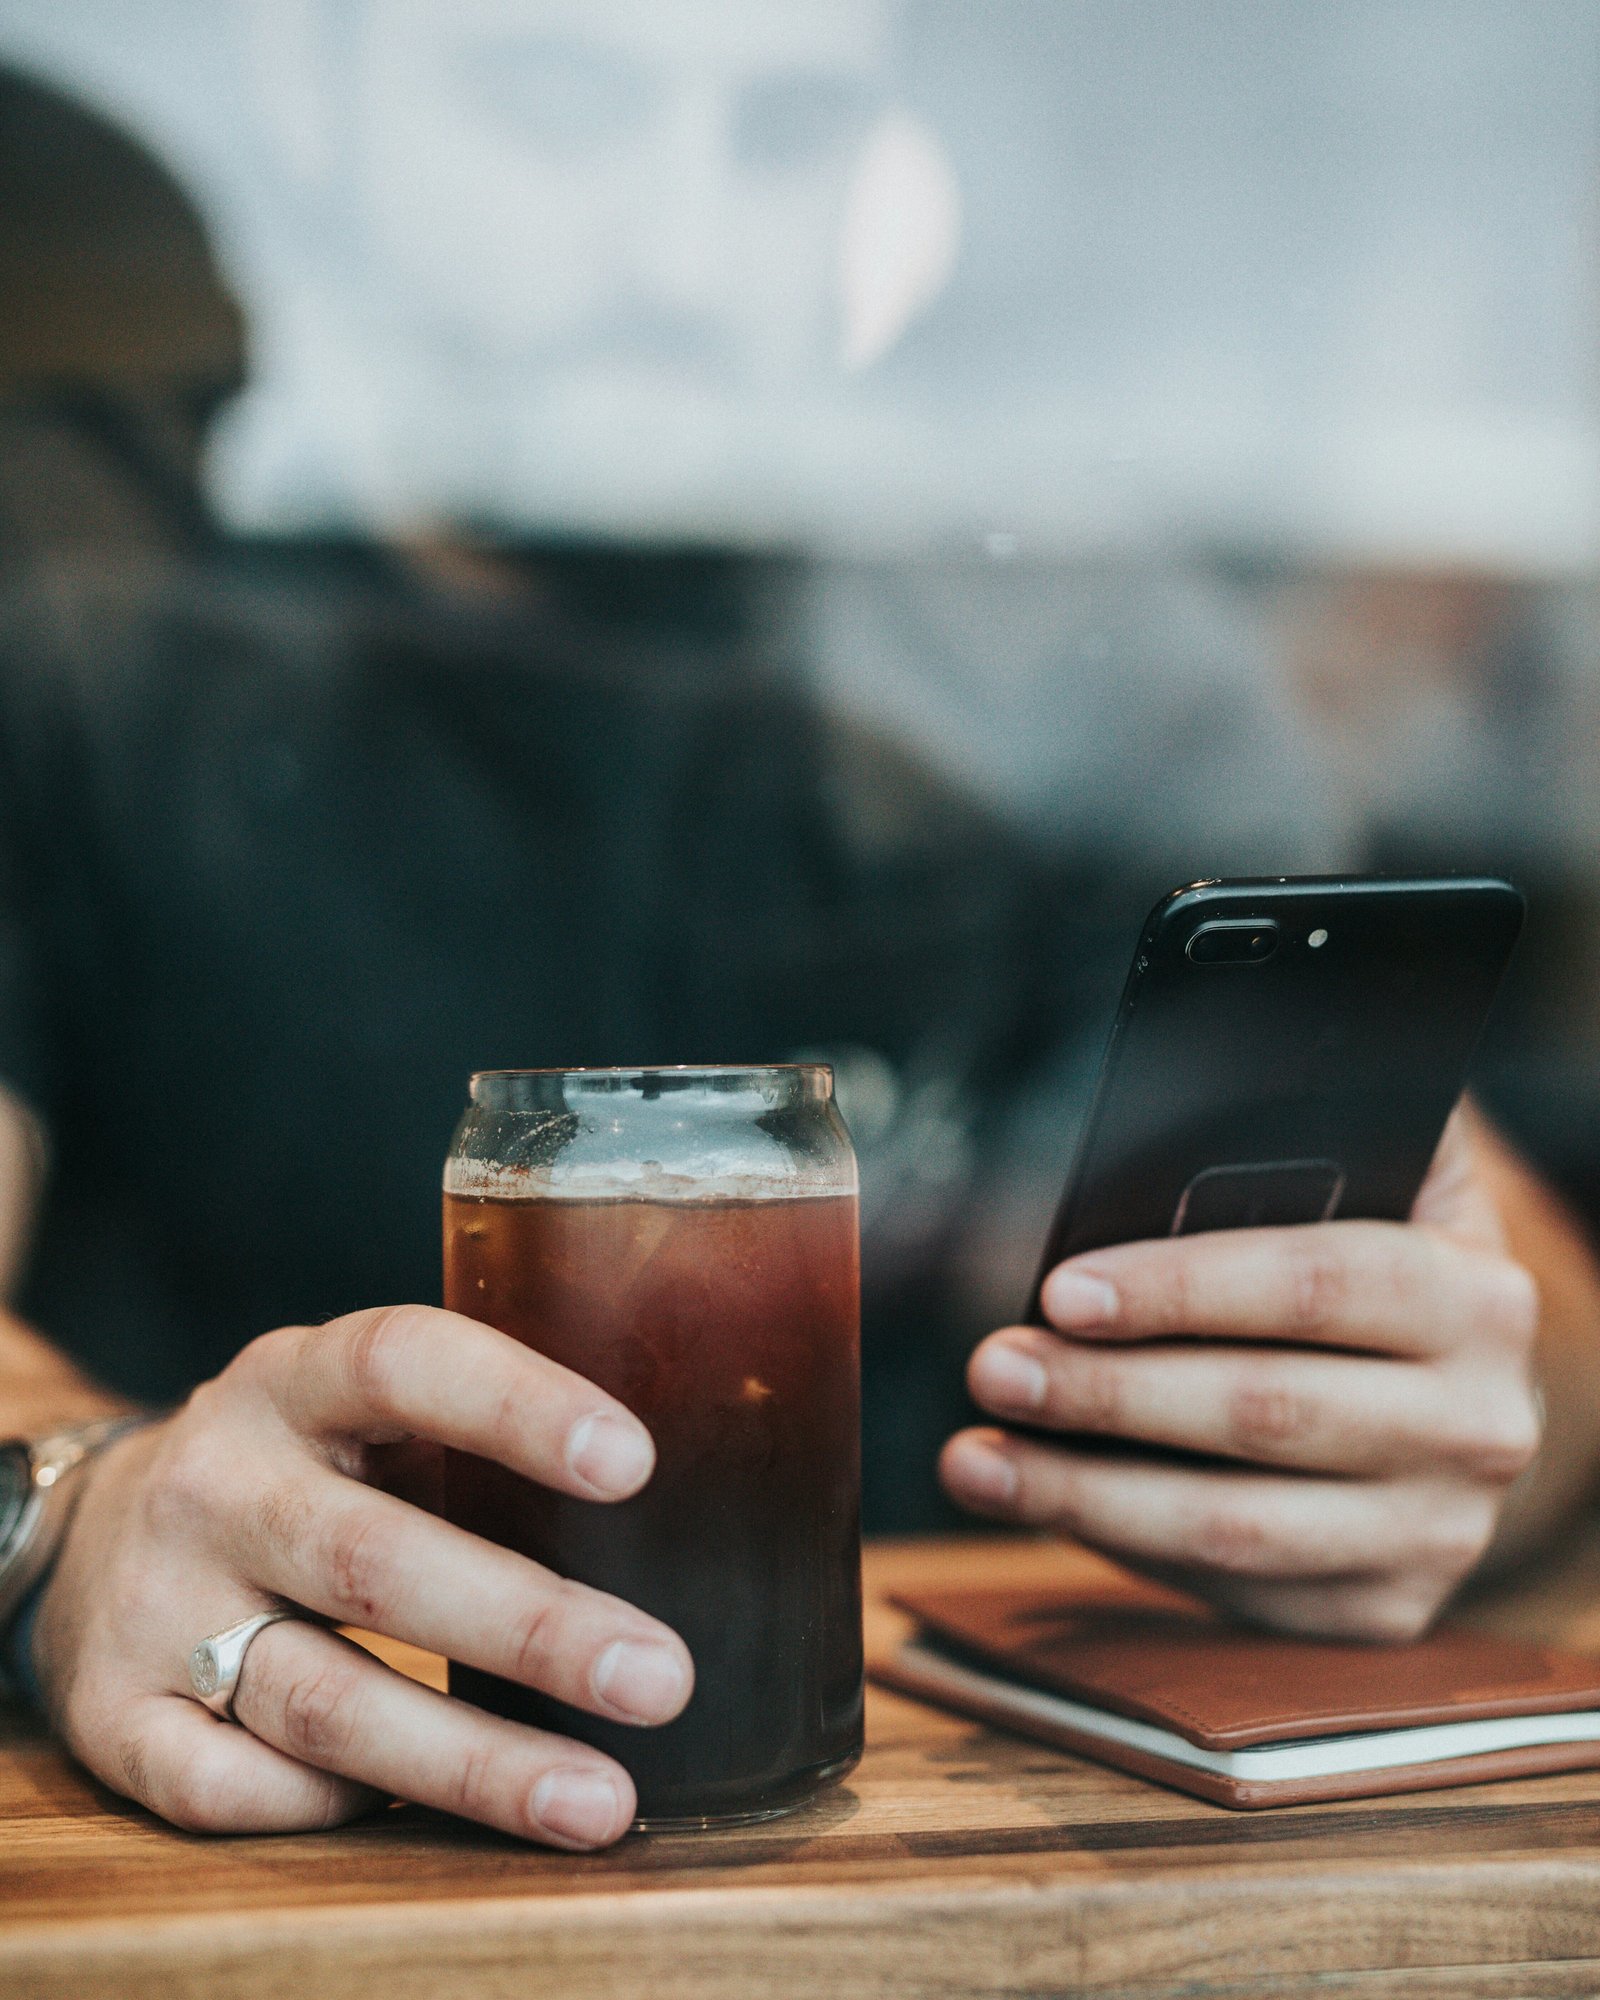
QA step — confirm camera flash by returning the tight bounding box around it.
[1308,928,1329,949]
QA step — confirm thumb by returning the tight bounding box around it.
[1410,1099,1507,1251]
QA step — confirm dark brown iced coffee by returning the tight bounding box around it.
[440,1066,862,1827]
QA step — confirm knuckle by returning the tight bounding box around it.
[1451,1391,1542,1486]
[140,1426,233,1542]
[453,1737,505,1824]
[485,1370,534,1459]
[182,1373,232,1427]
[344,1306,429,1412]
[248,1478,317,1563]
[226,1324,302,1394]
[277,1658,363,1769]
[1148,1251,1195,1336]
[1283,1236,1350,1335]
[504,1585,577,1689]
[1193,1503,1281,1576]
[1055,1355,1124,1432]
[319,1507,397,1622]
[1476,1411,1542,1487]
[1226,1379,1314,1455]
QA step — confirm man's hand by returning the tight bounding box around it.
[30,1305,692,1845]
[941,1107,1543,1638]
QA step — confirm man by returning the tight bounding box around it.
[0,536,1586,1852]
[0,60,1591,1853]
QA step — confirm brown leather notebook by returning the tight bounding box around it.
[876,1578,1600,1808]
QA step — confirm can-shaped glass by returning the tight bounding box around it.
[441,1065,863,1828]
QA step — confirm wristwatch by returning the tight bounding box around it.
[0,1415,153,1630]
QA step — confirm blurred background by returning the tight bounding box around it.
[2,0,1598,1523]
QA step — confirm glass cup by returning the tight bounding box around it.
[440,1065,863,1828]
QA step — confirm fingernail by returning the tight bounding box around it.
[971,1339,1048,1414]
[592,1639,690,1724]
[1041,1268,1119,1330]
[948,1437,1019,1506]
[567,1413,654,1497]
[531,1767,628,1847]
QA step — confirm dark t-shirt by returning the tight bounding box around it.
[0,546,1065,1528]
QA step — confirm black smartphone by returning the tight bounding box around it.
[1027,874,1524,1320]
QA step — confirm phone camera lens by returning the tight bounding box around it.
[1186,918,1281,964]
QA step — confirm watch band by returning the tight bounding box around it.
[1,1570,50,1710]
[0,1413,158,1632]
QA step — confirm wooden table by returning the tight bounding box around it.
[10,1533,1600,1999]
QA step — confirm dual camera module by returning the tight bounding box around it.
[1186,920,1329,964]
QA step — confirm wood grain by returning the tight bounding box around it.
[7,1532,1600,1999]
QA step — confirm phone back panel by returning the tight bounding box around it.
[1030,877,1523,1310]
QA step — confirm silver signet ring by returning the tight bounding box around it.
[188,1609,296,1719]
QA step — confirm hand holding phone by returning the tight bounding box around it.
[940,877,1543,1641]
